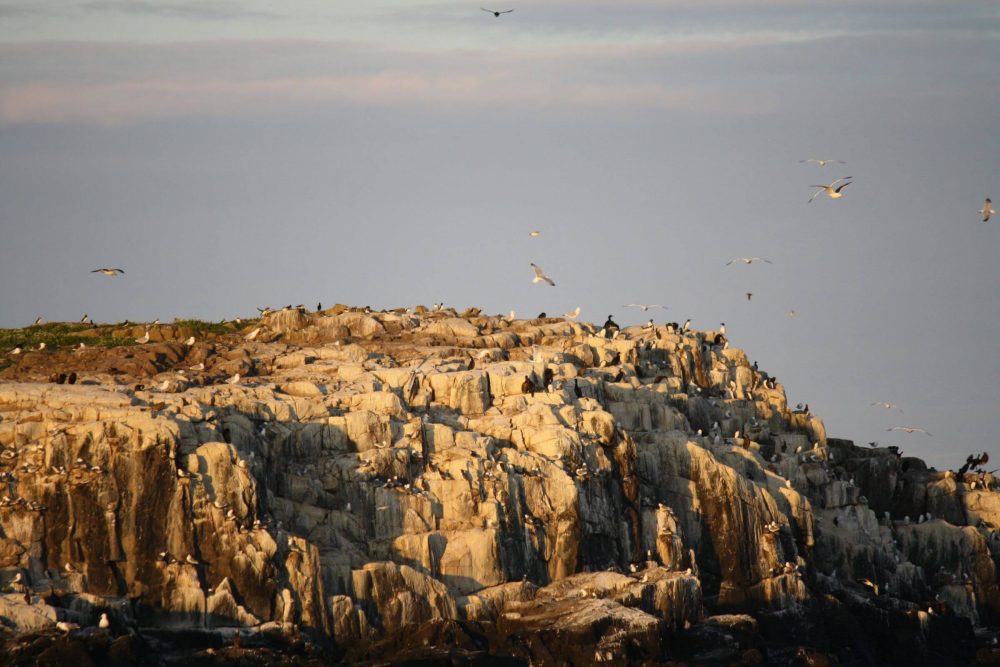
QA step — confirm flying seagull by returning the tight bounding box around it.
[799,159,846,167]
[563,306,581,319]
[887,426,931,436]
[623,304,667,311]
[745,292,753,301]
[530,263,555,286]
[727,257,772,265]
[981,198,995,223]
[482,7,513,16]
[787,309,797,318]
[91,268,124,276]
[809,177,853,203]
[871,401,902,413]
[529,230,541,237]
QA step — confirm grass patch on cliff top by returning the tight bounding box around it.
[0,323,134,352]
[173,319,248,335]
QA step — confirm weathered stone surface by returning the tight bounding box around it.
[0,310,998,664]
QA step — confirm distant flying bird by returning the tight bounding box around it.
[787,309,797,318]
[799,159,846,167]
[981,198,995,223]
[887,426,931,436]
[530,263,555,286]
[623,304,667,311]
[745,292,753,301]
[529,230,541,237]
[482,7,513,16]
[91,268,124,276]
[809,177,853,203]
[726,257,772,266]
[871,401,902,413]
[563,307,581,319]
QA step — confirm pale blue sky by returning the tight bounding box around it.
[1,0,998,468]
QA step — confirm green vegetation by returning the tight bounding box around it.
[172,319,245,335]
[0,322,134,353]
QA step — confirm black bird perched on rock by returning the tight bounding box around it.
[543,367,554,388]
[603,315,620,339]
[521,376,537,397]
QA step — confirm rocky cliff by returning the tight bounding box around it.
[0,306,998,665]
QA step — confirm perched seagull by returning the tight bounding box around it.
[563,306,581,319]
[887,426,931,436]
[37,342,46,351]
[808,176,853,203]
[98,613,110,629]
[245,327,261,341]
[799,158,846,167]
[482,7,513,16]
[529,230,541,237]
[135,329,150,344]
[981,198,995,223]
[189,362,204,371]
[726,257,772,265]
[623,304,667,312]
[185,554,199,565]
[225,373,241,385]
[10,347,21,355]
[530,263,556,286]
[91,268,124,276]
[56,621,80,634]
[184,336,195,346]
[871,401,903,413]
[34,316,43,326]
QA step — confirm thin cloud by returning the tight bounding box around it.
[0,71,772,125]
[82,0,282,20]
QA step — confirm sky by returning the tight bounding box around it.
[0,0,998,469]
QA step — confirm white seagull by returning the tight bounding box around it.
[887,426,931,436]
[99,613,110,629]
[530,263,555,286]
[91,268,124,276]
[225,373,241,385]
[981,198,995,223]
[799,158,846,167]
[809,177,853,203]
[563,307,581,319]
[529,230,541,237]
[726,257,772,265]
[184,336,195,346]
[482,7,513,16]
[135,329,149,344]
[871,401,902,413]
[245,327,261,341]
[623,304,667,311]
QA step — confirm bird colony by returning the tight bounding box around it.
[1,306,999,663]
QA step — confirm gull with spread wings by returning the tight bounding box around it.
[531,263,555,286]
[809,177,853,203]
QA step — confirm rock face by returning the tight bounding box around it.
[1,306,998,665]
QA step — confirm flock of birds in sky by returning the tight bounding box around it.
[4,6,997,466]
[521,154,994,449]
